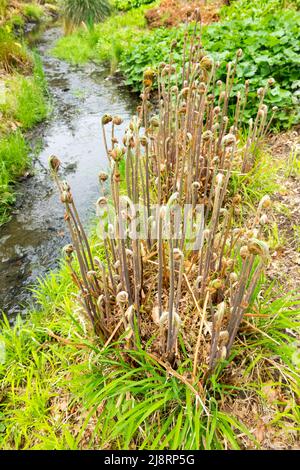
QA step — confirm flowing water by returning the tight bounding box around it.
[0,27,138,320]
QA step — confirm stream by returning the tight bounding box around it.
[0,27,138,320]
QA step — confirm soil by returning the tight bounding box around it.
[145,0,226,29]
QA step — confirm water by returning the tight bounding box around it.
[0,27,138,319]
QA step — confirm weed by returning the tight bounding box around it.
[0,27,32,74]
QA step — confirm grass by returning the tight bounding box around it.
[0,261,299,449]
[0,131,28,225]
[0,27,32,74]
[283,146,300,178]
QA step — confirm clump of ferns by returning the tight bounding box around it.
[49,11,276,380]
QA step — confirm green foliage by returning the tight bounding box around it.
[0,132,28,225]
[53,5,152,66]
[7,14,25,30]
[22,3,44,21]
[120,26,177,89]
[1,58,48,129]
[120,3,300,128]
[0,265,299,449]
[0,57,48,224]
[62,0,111,31]
[113,0,153,12]
[221,0,300,18]
[229,149,280,206]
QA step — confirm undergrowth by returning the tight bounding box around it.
[1,57,48,129]
[0,265,299,449]
[0,132,28,225]
[121,4,300,127]
[0,0,299,451]
[52,3,156,67]
[22,3,44,22]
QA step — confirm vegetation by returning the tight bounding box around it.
[0,4,50,225]
[0,218,299,449]
[114,0,154,12]
[0,57,48,224]
[22,3,44,22]
[53,0,300,128]
[61,0,111,33]
[0,0,299,452]
[121,3,300,127]
[50,37,278,368]
[0,0,53,25]
[0,28,32,74]
[53,4,155,66]
[30,24,298,450]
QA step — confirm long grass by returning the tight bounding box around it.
[1,56,48,130]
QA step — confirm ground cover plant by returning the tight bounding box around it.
[22,3,44,22]
[114,0,154,12]
[49,14,298,396]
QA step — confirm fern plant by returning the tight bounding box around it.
[61,0,111,33]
